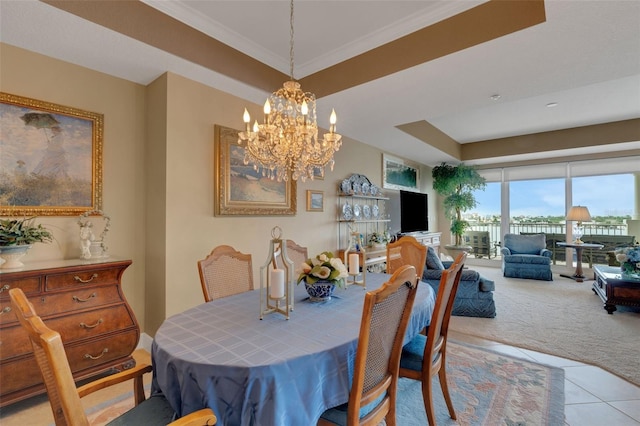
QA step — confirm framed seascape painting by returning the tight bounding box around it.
[214,125,296,216]
[382,154,419,192]
[0,93,103,216]
[306,190,324,212]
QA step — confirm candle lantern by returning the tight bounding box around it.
[343,229,366,288]
[260,226,295,319]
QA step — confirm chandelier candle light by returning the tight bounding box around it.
[239,0,342,182]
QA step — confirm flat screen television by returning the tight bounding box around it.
[400,190,428,233]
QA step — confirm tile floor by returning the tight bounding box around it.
[450,330,640,426]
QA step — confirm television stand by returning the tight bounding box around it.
[399,232,441,255]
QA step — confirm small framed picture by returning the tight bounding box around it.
[306,190,324,212]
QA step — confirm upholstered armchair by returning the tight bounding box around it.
[422,247,496,318]
[501,233,553,281]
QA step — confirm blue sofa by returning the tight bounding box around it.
[501,233,553,281]
[422,247,496,318]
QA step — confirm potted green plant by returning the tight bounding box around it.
[0,217,53,269]
[432,163,486,255]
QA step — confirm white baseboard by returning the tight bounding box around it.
[137,332,153,353]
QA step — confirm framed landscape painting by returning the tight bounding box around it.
[214,125,296,216]
[0,92,103,216]
[382,154,419,192]
[306,190,324,212]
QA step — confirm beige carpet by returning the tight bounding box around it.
[450,265,640,386]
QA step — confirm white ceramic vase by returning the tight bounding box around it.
[0,245,31,269]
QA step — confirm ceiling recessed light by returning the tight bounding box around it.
[490,94,501,101]
[546,102,558,107]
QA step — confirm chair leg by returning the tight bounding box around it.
[133,375,145,405]
[438,365,457,420]
[422,373,437,426]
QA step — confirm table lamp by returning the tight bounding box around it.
[567,206,591,244]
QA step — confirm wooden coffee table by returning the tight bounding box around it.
[592,265,640,314]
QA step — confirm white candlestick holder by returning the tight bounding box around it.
[344,231,366,289]
[260,226,294,319]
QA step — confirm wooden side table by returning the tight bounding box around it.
[557,242,603,282]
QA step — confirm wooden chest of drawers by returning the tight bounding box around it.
[0,258,138,407]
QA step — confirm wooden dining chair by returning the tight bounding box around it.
[386,235,428,280]
[318,264,419,426]
[275,239,308,272]
[8,288,217,426]
[198,245,254,302]
[398,252,467,425]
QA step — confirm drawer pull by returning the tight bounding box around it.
[0,306,11,314]
[73,292,97,303]
[84,348,108,360]
[0,284,10,294]
[74,273,98,284]
[80,318,103,329]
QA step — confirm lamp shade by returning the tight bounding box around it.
[567,206,591,223]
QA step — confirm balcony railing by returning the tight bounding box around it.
[464,222,633,265]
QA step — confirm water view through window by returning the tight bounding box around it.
[465,173,636,264]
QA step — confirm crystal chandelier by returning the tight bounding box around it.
[238,0,342,182]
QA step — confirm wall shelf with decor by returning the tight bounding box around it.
[337,174,390,273]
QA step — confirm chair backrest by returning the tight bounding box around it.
[348,264,418,426]
[423,252,466,374]
[198,245,254,302]
[9,288,89,426]
[503,233,546,254]
[386,236,427,280]
[275,239,308,273]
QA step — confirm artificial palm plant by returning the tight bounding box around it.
[432,163,486,246]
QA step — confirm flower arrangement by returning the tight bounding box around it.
[368,231,390,246]
[297,251,349,288]
[615,245,640,276]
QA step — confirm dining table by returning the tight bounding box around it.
[151,273,435,426]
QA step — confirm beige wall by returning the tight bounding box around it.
[2,43,438,337]
[1,44,148,330]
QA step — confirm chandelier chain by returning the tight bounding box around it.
[289,0,295,80]
[238,0,342,182]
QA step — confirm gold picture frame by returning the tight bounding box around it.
[306,190,324,212]
[214,125,296,216]
[0,92,103,216]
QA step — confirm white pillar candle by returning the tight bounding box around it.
[349,253,359,275]
[270,268,285,299]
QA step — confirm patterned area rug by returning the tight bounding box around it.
[396,341,565,426]
[84,392,140,426]
[79,342,563,425]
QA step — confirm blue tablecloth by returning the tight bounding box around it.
[151,274,434,426]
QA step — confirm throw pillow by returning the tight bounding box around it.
[425,246,444,270]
